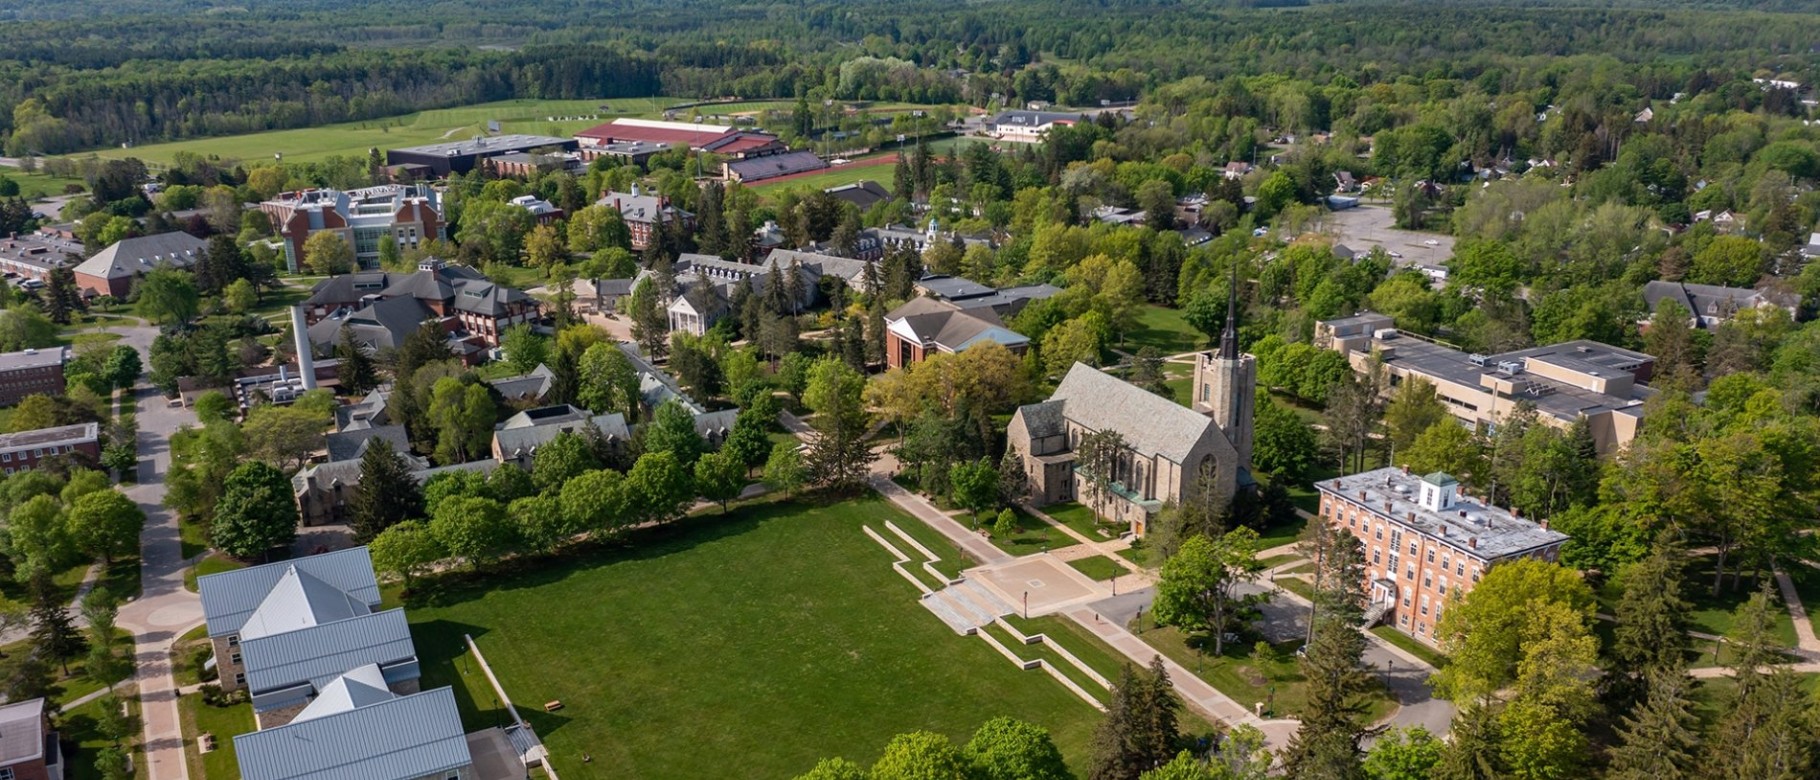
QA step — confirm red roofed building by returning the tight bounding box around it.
[260,185,443,273]
[575,118,786,158]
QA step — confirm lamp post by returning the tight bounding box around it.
[1023,591,1028,620]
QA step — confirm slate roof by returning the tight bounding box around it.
[237,566,375,642]
[487,364,555,402]
[0,697,45,766]
[886,296,1029,353]
[241,609,417,699]
[234,686,472,780]
[1045,362,1217,463]
[452,279,533,316]
[493,405,630,459]
[600,190,692,225]
[73,231,208,280]
[198,547,381,639]
[335,388,392,431]
[324,424,410,463]
[306,296,436,354]
[305,272,396,307]
[1642,279,1798,325]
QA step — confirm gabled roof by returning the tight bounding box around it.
[234,686,472,780]
[487,364,555,402]
[198,547,381,638]
[493,405,629,458]
[825,180,892,211]
[306,296,436,354]
[241,608,417,698]
[452,279,533,316]
[886,297,1028,354]
[306,272,396,306]
[1044,363,1219,463]
[73,231,208,280]
[237,566,375,642]
[325,424,410,463]
[292,664,395,722]
[0,697,45,765]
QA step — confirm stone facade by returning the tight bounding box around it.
[213,634,247,691]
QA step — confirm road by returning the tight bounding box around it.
[110,326,201,780]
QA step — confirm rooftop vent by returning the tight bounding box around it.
[1469,354,1488,366]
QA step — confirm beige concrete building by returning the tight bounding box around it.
[1314,312,1656,454]
[1315,467,1568,646]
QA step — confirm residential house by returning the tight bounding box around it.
[72,232,208,298]
[0,698,61,780]
[1223,162,1254,180]
[599,186,695,251]
[260,185,443,273]
[1316,468,1568,646]
[491,404,629,469]
[0,347,66,407]
[1643,279,1800,329]
[0,422,100,476]
[1315,312,1656,454]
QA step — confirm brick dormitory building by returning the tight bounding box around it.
[1314,467,1568,647]
[0,347,67,406]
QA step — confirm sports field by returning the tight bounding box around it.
[400,495,1103,780]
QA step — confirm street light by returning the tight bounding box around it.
[1023,591,1028,619]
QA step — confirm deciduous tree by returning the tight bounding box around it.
[210,461,298,559]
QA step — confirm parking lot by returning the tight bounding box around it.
[1323,204,1455,272]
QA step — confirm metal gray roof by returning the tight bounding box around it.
[73,231,207,279]
[1314,467,1568,560]
[1048,363,1217,463]
[198,547,381,638]
[234,686,472,780]
[238,565,375,641]
[0,346,66,373]
[325,425,410,463]
[242,608,417,699]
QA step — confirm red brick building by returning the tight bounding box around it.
[259,185,443,273]
[0,347,67,407]
[0,422,101,475]
[1315,468,1568,646]
[600,187,694,251]
[0,698,61,780]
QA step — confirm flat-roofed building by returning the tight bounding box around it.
[0,347,67,407]
[0,227,82,282]
[1315,467,1568,646]
[0,421,100,475]
[1315,312,1655,454]
[385,134,577,177]
[261,185,444,273]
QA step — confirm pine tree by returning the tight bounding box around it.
[893,152,913,202]
[350,440,425,544]
[336,328,379,397]
[1607,668,1700,780]
[1610,537,1690,700]
[1703,668,1819,780]
[865,297,887,365]
[30,591,87,675]
[1086,660,1180,780]
[1433,705,1504,780]
[785,260,807,315]
[1281,520,1370,780]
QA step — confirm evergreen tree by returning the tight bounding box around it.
[1087,659,1181,780]
[1607,668,1700,780]
[894,152,913,203]
[30,589,87,675]
[1433,705,1504,780]
[349,440,424,544]
[45,267,84,324]
[697,180,728,257]
[1281,519,1370,780]
[1609,537,1690,702]
[336,328,379,397]
[865,297,887,365]
[1703,667,1819,780]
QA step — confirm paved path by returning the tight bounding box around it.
[1773,562,1820,658]
[114,378,204,780]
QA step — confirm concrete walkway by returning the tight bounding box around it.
[114,380,205,780]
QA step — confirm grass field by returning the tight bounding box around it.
[184,554,246,593]
[2,169,86,200]
[1369,625,1449,669]
[750,157,896,196]
[1067,555,1124,582]
[398,495,1099,779]
[1595,556,1798,647]
[60,694,146,780]
[1122,305,1205,355]
[1133,620,1396,722]
[988,508,1072,556]
[1044,503,1122,541]
[178,693,256,780]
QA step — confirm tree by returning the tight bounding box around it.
[241,403,328,473]
[1688,234,1765,288]
[645,399,705,467]
[349,441,424,544]
[136,268,199,326]
[193,390,233,423]
[336,328,379,396]
[803,357,875,490]
[1363,727,1443,780]
[1281,518,1370,780]
[30,591,86,675]
[796,758,870,780]
[625,450,695,523]
[578,341,641,420]
[723,412,774,473]
[428,377,494,464]
[871,731,974,780]
[1497,600,1600,780]
[1250,397,1317,480]
[525,223,567,269]
[1088,658,1182,780]
[531,432,602,494]
[567,203,633,254]
[993,508,1018,538]
[302,230,355,276]
[948,458,1000,521]
[1075,429,1129,519]
[66,489,142,566]
[501,325,549,374]
[3,493,71,583]
[430,495,516,569]
[210,461,299,559]
[1606,669,1700,780]
[763,443,808,497]
[82,592,129,691]
[558,468,627,533]
[1433,705,1504,780]
[1609,540,1690,696]
[0,307,57,352]
[1399,421,1484,485]
[369,519,443,588]
[1383,377,1447,457]
[1323,367,1383,475]
[1433,559,1595,705]
[966,717,1070,780]
[694,450,746,513]
[1151,528,1265,655]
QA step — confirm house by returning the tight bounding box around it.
[0,698,61,780]
[1316,468,1568,646]
[724,150,828,183]
[0,422,101,476]
[1642,280,1800,329]
[0,227,82,282]
[1223,162,1254,180]
[599,186,695,251]
[259,185,443,273]
[0,347,67,407]
[384,134,577,177]
[1693,209,1744,232]
[1315,312,1656,454]
[1092,205,1147,226]
[72,231,208,298]
[487,364,557,405]
[196,547,384,692]
[1007,361,1252,537]
[491,404,629,469]
[883,297,1029,369]
[987,110,1086,142]
[825,180,893,212]
[334,388,391,431]
[509,194,564,226]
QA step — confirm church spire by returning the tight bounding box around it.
[1218,263,1240,359]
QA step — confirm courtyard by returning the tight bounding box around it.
[397,495,1105,780]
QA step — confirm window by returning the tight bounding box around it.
[1421,595,1430,615]
[1388,553,1400,574]
[1390,529,1402,549]
[1456,561,1465,576]
[1371,549,1381,564]
[1400,614,1409,626]
[231,652,242,664]
[1,766,14,780]
[1417,622,1427,636]
[1439,577,1449,596]
[1426,549,1435,563]
[1408,541,1418,556]
[1406,565,1415,581]
[228,635,239,646]
[2,452,10,462]
[1374,526,1383,541]
[235,673,246,685]
[1423,572,1432,588]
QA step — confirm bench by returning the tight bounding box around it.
[543,700,563,712]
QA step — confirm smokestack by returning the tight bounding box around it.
[291,305,317,391]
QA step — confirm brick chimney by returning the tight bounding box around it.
[1468,537,1478,550]
[1438,524,1447,536]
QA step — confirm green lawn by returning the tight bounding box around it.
[1369,626,1449,669]
[1131,620,1396,723]
[0,558,92,611]
[1115,542,1152,568]
[178,693,256,780]
[1689,673,1820,727]
[1596,556,1798,647]
[0,627,133,708]
[1067,555,1124,582]
[1252,510,1309,552]
[1044,503,1123,541]
[1121,305,1205,355]
[987,508,1073,556]
[398,495,1100,779]
[179,519,215,565]
[172,624,214,687]
[1,169,86,200]
[751,157,895,197]
[1259,554,1300,569]
[59,694,143,780]
[185,554,247,593]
